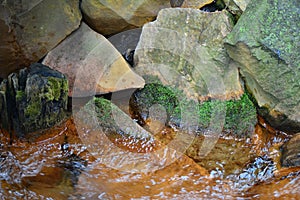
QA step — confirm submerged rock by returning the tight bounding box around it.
[81,0,170,35]
[43,23,145,97]
[225,0,300,133]
[0,63,68,137]
[0,0,81,78]
[281,133,300,167]
[74,97,154,140]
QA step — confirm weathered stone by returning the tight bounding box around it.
[74,97,154,140]
[225,0,300,133]
[134,8,242,101]
[0,0,81,78]
[181,0,213,9]
[225,0,250,15]
[0,80,9,131]
[81,0,170,35]
[130,83,257,136]
[281,133,300,167]
[43,23,145,97]
[170,0,184,7]
[0,63,68,137]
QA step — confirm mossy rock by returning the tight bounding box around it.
[225,0,300,133]
[76,97,154,140]
[130,82,257,137]
[0,63,68,137]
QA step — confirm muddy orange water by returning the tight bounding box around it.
[0,117,300,199]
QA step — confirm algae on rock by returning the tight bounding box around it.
[225,0,300,133]
[0,63,68,137]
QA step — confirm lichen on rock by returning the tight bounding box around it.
[0,63,68,137]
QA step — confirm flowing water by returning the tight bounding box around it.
[0,117,300,199]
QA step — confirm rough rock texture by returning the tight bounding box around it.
[0,63,68,137]
[130,83,257,136]
[225,0,300,133]
[75,97,154,140]
[180,0,214,9]
[81,0,171,35]
[0,0,82,78]
[134,8,243,101]
[225,0,250,15]
[281,133,300,167]
[43,23,145,97]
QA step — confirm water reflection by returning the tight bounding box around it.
[0,118,299,199]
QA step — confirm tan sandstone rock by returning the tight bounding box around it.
[43,23,145,97]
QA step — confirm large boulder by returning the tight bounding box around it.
[225,0,300,133]
[0,63,68,137]
[134,8,243,101]
[80,0,171,35]
[0,0,82,78]
[43,23,145,97]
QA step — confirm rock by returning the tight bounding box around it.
[74,97,154,140]
[0,63,68,137]
[223,0,250,17]
[0,0,82,78]
[134,8,242,101]
[130,83,257,136]
[43,23,145,97]
[81,0,171,35]
[170,0,184,7]
[108,28,142,66]
[180,0,214,9]
[281,133,300,167]
[224,0,300,133]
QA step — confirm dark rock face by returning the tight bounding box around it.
[0,0,81,78]
[281,133,300,167]
[225,0,300,133]
[0,63,68,137]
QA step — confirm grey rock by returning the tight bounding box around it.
[225,0,300,133]
[0,0,81,78]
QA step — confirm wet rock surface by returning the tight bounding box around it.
[43,23,145,97]
[81,0,170,35]
[0,63,68,137]
[0,0,81,78]
[225,0,300,133]
[281,133,300,167]
[134,8,243,101]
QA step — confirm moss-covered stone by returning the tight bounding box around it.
[0,63,69,137]
[225,0,300,133]
[76,97,154,139]
[130,82,257,136]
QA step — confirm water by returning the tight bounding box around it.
[0,118,299,199]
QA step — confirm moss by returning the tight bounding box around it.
[15,90,25,102]
[24,100,42,118]
[131,82,257,136]
[45,77,62,101]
